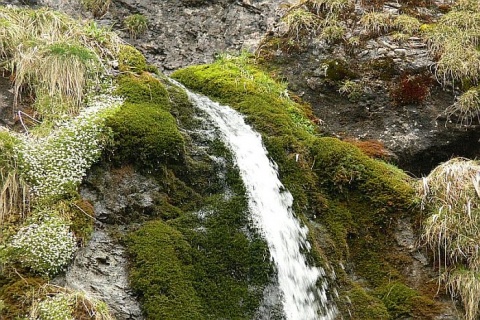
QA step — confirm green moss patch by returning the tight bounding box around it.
[107,73,185,169]
[126,146,273,319]
[116,73,170,106]
[118,45,147,74]
[127,220,204,319]
[106,102,184,168]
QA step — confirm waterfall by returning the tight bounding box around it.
[173,80,337,320]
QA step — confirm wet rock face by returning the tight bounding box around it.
[60,229,144,320]
[107,0,283,72]
[261,32,479,176]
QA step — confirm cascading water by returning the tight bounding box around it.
[173,80,337,320]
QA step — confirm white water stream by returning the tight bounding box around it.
[176,81,337,320]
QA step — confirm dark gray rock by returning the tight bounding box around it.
[62,228,144,320]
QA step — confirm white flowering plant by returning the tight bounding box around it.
[8,212,76,276]
[14,94,122,200]
[29,289,114,320]
[35,293,74,320]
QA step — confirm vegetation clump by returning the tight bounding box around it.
[81,0,112,18]
[117,44,147,73]
[124,14,149,39]
[390,72,434,106]
[419,158,480,320]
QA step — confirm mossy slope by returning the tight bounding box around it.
[107,54,274,319]
[172,56,441,319]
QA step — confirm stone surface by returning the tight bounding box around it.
[59,228,144,320]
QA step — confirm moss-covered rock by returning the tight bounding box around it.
[127,220,204,319]
[117,45,147,74]
[106,102,184,168]
[116,73,170,107]
[106,72,185,169]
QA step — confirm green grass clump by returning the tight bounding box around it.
[393,14,421,34]
[360,11,393,35]
[124,14,148,39]
[281,8,320,40]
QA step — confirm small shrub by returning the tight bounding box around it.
[393,14,421,34]
[445,86,480,126]
[338,80,363,101]
[81,0,111,18]
[8,213,76,276]
[282,8,320,39]
[124,14,148,39]
[390,73,433,105]
[360,11,393,35]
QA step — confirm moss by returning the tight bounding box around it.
[0,276,46,319]
[345,284,391,319]
[321,59,358,81]
[118,45,147,74]
[126,220,204,319]
[107,73,186,169]
[310,137,414,212]
[116,73,170,107]
[106,102,184,168]
[373,282,429,318]
[170,193,273,319]
[127,147,273,319]
[69,199,95,245]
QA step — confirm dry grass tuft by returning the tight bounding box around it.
[444,268,480,320]
[420,158,480,266]
[282,8,321,39]
[445,86,480,126]
[360,11,393,35]
[419,158,480,320]
[13,42,98,115]
[0,169,30,227]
